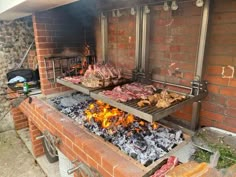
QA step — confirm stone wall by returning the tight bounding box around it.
[0,16,34,132]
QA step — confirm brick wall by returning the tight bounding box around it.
[201,0,236,132]
[149,3,201,87]
[95,0,236,132]
[33,0,96,95]
[106,11,136,75]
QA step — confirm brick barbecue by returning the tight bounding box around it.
[7,0,236,177]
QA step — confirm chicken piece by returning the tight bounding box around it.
[154,93,162,99]
[169,92,186,102]
[148,95,157,104]
[169,92,180,98]
[156,99,171,108]
[137,100,151,107]
[161,90,171,99]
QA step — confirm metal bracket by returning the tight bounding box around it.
[190,80,208,96]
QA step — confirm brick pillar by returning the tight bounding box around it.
[29,120,44,157]
[27,50,37,70]
[8,90,29,130]
[11,107,28,130]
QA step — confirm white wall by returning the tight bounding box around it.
[0,0,26,13]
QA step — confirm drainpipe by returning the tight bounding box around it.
[191,0,210,130]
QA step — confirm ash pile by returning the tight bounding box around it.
[48,92,183,167]
[48,92,94,123]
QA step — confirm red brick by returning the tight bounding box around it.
[212,12,236,24]
[34,148,44,157]
[224,116,236,127]
[207,84,220,94]
[87,155,98,169]
[62,121,80,142]
[172,111,191,121]
[220,87,236,96]
[43,88,61,95]
[206,56,233,65]
[101,150,126,175]
[83,140,110,165]
[205,75,229,86]
[202,101,224,114]
[225,108,236,118]
[113,159,145,177]
[200,110,224,122]
[61,144,76,161]
[15,122,28,130]
[229,79,236,87]
[204,93,226,105]
[207,66,223,75]
[73,145,87,162]
[227,98,236,107]
[200,117,214,127]
[74,131,95,148]
[170,45,180,52]
[97,165,112,177]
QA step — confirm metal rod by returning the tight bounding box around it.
[135,6,142,71]
[101,12,108,63]
[195,0,210,80]
[191,101,201,130]
[17,41,34,69]
[67,165,80,175]
[191,0,210,131]
[150,79,192,90]
[36,135,44,140]
[52,59,56,83]
[141,5,150,77]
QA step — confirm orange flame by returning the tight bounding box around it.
[139,121,145,126]
[85,101,137,129]
[152,122,159,129]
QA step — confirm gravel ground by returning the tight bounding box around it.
[0,130,46,177]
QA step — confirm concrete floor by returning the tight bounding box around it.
[0,130,46,177]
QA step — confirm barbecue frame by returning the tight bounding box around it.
[53,0,210,130]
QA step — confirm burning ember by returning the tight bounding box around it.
[85,101,135,129]
[49,92,183,167]
[84,101,183,166]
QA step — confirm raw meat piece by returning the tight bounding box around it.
[166,162,210,177]
[101,82,156,102]
[63,76,82,84]
[151,156,178,177]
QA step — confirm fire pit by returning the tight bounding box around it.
[48,92,184,167]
